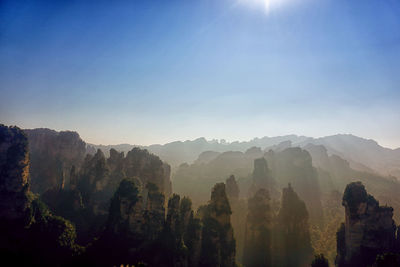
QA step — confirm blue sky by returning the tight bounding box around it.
[1,0,399,147]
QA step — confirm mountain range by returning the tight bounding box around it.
[89,134,400,178]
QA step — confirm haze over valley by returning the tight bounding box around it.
[1,0,400,266]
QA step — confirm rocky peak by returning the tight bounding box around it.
[200,183,236,267]
[243,188,272,267]
[226,175,239,201]
[0,124,30,220]
[336,181,398,267]
[244,146,263,158]
[275,183,313,266]
[166,194,181,235]
[209,183,232,225]
[24,128,87,193]
[249,157,277,199]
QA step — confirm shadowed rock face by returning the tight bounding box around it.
[243,188,272,267]
[0,125,81,266]
[77,147,172,215]
[275,184,313,267]
[0,124,30,220]
[249,157,278,199]
[25,128,87,193]
[200,183,236,267]
[226,175,239,201]
[336,182,398,267]
[265,147,323,226]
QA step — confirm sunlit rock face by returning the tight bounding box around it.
[0,125,30,220]
[243,188,272,267]
[336,181,398,267]
[200,183,236,267]
[25,128,87,193]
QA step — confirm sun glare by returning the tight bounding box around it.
[237,0,290,13]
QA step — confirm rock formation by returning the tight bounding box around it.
[200,183,236,267]
[336,181,398,267]
[248,157,278,199]
[226,174,239,201]
[93,178,197,266]
[0,125,81,266]
[265,147,323,226]
[243,188,272,267]
[275,183,313,267]
[226,175,247,263]
[25,128,87,193]
[0,124,30,220]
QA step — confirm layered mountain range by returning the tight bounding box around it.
[90,134,400,177]
[1,125,400,266]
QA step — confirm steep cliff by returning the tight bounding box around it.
[226,175,247,263]
[248,157,278,199]
[92,178,195,266]
[265,148,323,226]
[336,181,398,267]
[243,188,272,267]
[200,183,236,267]
[0,125,81,266]
[275,183,314,267]
[25,128,87,193]
[0,124,30,220]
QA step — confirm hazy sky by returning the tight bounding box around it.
[1,0,399,148]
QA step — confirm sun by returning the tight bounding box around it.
[237,0,289,13]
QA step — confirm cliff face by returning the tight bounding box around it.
[249,157,278,199]
[106,179,166,242]
[243,188,272,267]
[0,125,81,266]
[75,147,172,216]
[226,175,247,263]
[96,179,196,266]
[124,147,172,197]
[200,183,236,267]
[336,182,398,267]
[275,184,313,267]
[0,124,30,220]
[226,175,239,201]
[25,128,87,193]
[265,148,323,226]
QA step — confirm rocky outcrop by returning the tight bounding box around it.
[125,147,172,197]
[74,147,171,216]
[25,128,87,193]
[336,181,398,267]
[200,183,236,267]
[94,178,199,266]
[225,175,247,263]
[243,188,272,267]
[0,125,81,266]
[0,124,30,220]
[275,183,313,267]
[226,175,239,201]
[106,178,142,238]
[265,148,323,226]
[248,157,278,199]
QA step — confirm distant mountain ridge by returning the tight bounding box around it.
[19,127,398,177]
[89,134,400,177]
